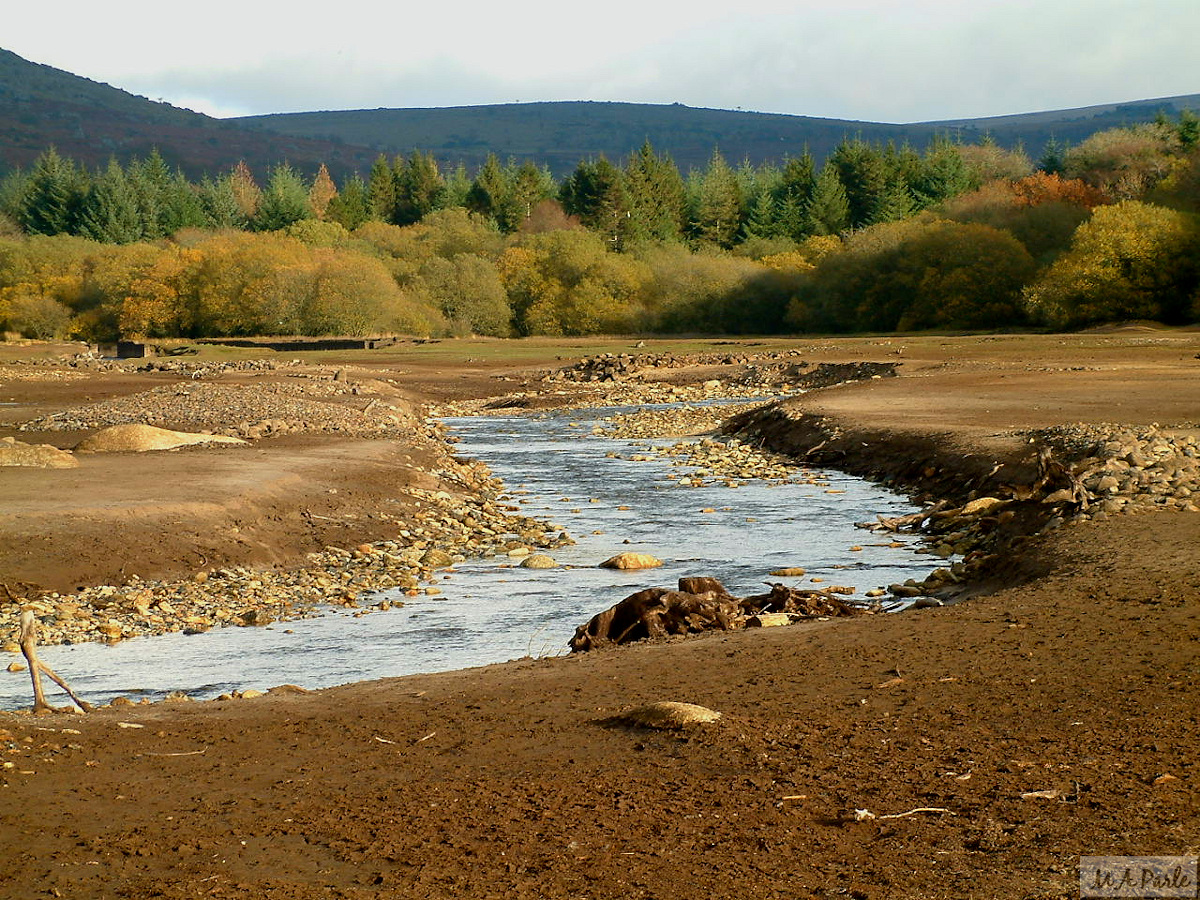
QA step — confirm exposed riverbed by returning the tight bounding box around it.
[1,405,939,709]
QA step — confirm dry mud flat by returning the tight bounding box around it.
[1,332,1199,899]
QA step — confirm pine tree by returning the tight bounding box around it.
[367,154,398,223]
[308,164,338,221]
[694,148,742,248]
[1038,137,1065,175]
[871,175,916,224]
[623,141,685,243]
[911,137,976,209]
[325,175,369,230]
[78,159,142,243]
[742,191,780,240]
[829,138,888,229]
[198,175,242,229]
[394,151,446,226]
[506,160,555,231]
[19,147,87,236]
[253,164,313,231]
[465,154,510,226]
[804,164,850,236]
[560,157,629,246]
[776,151,816,240]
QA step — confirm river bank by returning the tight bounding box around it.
[2,331,1199,899]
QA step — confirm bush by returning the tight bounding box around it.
[6,293,74,339]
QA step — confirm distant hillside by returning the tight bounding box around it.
[0,48,377,178]
[1,47,1196,181]
[236,94,1200,176]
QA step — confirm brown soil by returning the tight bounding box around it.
[2,331,1199,899]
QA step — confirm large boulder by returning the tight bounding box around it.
[75,424,247,453]
[0,437,78,468]
[599,552,663,570]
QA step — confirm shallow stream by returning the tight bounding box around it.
[1,404,938,709]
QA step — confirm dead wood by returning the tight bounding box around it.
[18,610,92,714]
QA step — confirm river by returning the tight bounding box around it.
[0,404,939,709]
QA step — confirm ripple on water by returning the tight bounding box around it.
[0,405,937,709]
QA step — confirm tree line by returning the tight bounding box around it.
[1,112,1197,341]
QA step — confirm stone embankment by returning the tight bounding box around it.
[725,400,1200,599]
[0,479,570,650]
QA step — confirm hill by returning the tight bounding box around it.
[1,46,1196,179]
[235,94,1200,175]
[0,48,377,178]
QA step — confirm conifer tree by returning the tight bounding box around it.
[198,175,242,228]
[308,163,338,221]
[79,159,142,243]
[623,141,685,243]
[367,154,398,223]
[1038,137,1065,175]
[394,151,446,226]
[694,148,742,248]
[254,164,313,231]
[560,157,629,246]
[326,175,369,230]
[776,151,816,240]
[465,154,511,227]
[829,137,888,229]
[229,161,262,223]
[910,137,976,209]
[19,147,87,236]
[804,164,850,236]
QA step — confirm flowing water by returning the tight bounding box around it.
[0,404,939,710]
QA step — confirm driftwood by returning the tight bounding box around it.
[1034,446,1091,509]
[18,610,92,713]
[570,577,869,652]
[857,499,949,533]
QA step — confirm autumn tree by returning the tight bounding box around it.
[228,161,262,224]
[308,164,338,221]
[1022,200,1199,328]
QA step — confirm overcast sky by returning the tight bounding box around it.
[5,0,1197,122]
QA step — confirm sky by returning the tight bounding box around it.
[4,0,1197,123]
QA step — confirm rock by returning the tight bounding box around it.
[599,552,663,570]
[75,424,246,453]
[6,662,26,673]
[421,548,454,568]
[769,567,807,577]
[746,613,798,628]
[603,701,721,729]
[239,689,265,699]
[520,554,557,569]
[911,596,944,609]
[961,496,1006,515]
[0,437,78,468]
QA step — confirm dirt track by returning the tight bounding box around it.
[1,331,1199,899]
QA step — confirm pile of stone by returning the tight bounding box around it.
[18,380,417,440]
[596,403,766,440]
[609,434,822,488]
[733,360,900,390]
[569,576,870,652]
